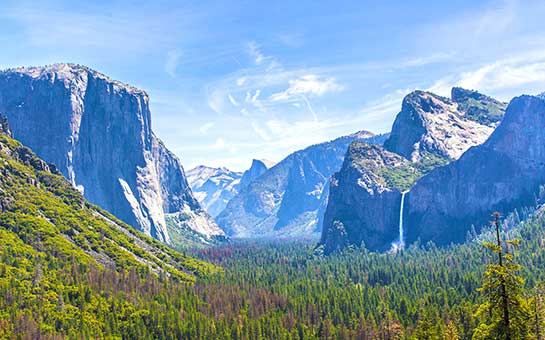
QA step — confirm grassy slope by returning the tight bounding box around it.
[0,131,220,337]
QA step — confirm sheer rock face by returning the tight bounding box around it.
[383,90,501,162]
[216,131,388,239]
[320,88,506,253]
[187,159,271,218]
[405,94,545,246]
[0,63,222,243]
[320,143,415,253]
[239,159,272,189]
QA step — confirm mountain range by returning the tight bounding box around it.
[2,63,541,256]
[216,131,388,238]
[186,159,273,218]
[320,87,511,253]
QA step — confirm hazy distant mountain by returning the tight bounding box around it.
[0,63,223,245]
[187,159,273,218]
[216,131,388,239]
[320,88,506,253]
[187,166,242,218]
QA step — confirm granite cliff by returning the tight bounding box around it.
[320,88,506,253]
[0,64,223,244]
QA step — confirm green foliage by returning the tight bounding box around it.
[456,96,506,126]
[0,131,221,338]
[379,165,422,192]
[473,214,531,340]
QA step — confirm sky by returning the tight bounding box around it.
[2,0,545,171]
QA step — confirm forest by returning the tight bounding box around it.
[2,202,545,338]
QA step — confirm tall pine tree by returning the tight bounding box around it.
[473,212,530,340]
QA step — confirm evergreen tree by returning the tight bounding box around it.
[473,212,530,340]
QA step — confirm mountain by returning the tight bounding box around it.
[0,63,223,245]
[0,116,217,280]
[216,131,388,238]
[451,86,506,126]
[404,93,545,246]
[320,142,419,253]
[186,166,242,218]
[239,159,274,189]
[187,159,272,218]
[320,88,506,253]
[383,89,504,162]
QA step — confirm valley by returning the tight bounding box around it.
[1,63,545,338]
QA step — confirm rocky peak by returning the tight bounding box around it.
[239,159,271,189]
[343,143,418,194]
[384,89,497,162]
[403,94,545,247]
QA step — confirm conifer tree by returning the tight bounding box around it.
[473,212,530,340]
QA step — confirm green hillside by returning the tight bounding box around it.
[0,126,219,338]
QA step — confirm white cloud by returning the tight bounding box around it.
[247,41,266,65]
[211,137,226,149]
[199,122,215,134]
[424,51,545,100]
[270,74,343,102]
[165,49,182,78]
[458,61,545,91]
[228,93,239,106]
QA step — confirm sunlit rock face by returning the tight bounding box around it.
[0,63,222,243]
[320,143,413,253]
[384,89,503,163]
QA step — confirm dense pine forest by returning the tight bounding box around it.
[2,190,545,338]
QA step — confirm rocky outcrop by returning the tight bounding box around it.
[239,159,273,189]
[320,88,506,253]
[0,63,222,244]
[404,94,545,246]
[216,131,388,238]
[320,143,418,253]
[384,90,502,162]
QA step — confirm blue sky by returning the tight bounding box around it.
[2,0,545,171]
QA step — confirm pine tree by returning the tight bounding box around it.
[473,212,530,340]
[530,283,545,340]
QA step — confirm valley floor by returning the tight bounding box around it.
[184,211,545,339]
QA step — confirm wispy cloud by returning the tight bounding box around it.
[199,122,215,134]
[269,74,343,102]
[165,49,182,78]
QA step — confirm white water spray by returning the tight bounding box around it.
[390,190,408,253]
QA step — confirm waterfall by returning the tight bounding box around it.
[398,191,408,249]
